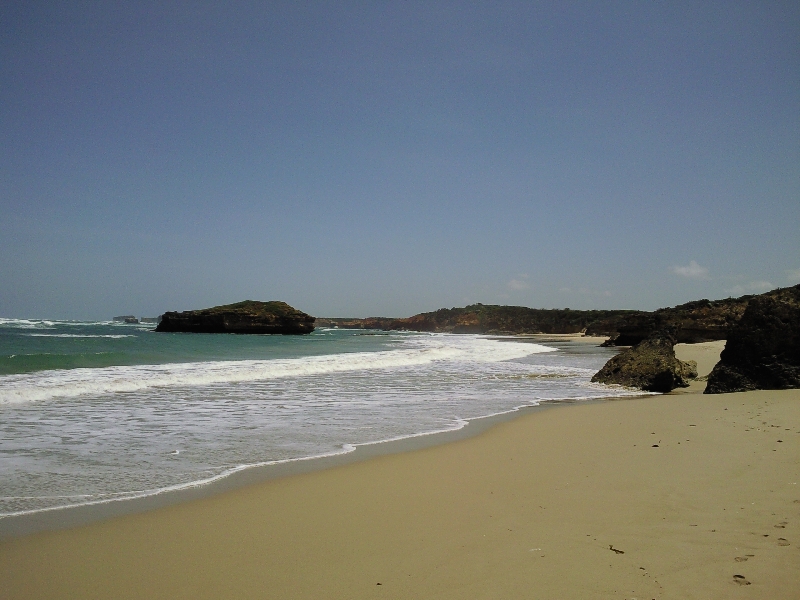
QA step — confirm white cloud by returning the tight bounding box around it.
[670,260,709,279]
[508,274,530,291]
[787,268,800,283]
[726,280,774,296]
[749,280,774,292]
[558,286,610,298]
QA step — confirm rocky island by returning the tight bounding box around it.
[155,301,315,334]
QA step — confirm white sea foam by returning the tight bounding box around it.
[0,335,554,404]
[0,318,114,329]
[23,334,135,339]
[0,446,360,518]
[0,331,645,519]
[34,334,134,339]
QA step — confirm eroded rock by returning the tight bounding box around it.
[705,285,800,394]
[591,329,697,393]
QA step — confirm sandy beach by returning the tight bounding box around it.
[1,341,798,599]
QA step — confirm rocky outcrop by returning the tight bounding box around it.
[156,301,315,334]
[591,329,698,393]
[705,285,800,394]
[600,297,750,346]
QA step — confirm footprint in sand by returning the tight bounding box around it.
[777,538,791,546]
[733,575,751,586]
[774,521,787,528]
[734,557,748,562]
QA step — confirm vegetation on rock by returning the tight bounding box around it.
[316,293,754,342]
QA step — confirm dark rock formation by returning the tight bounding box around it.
[600,297,750,346]
[315,289,776,347]
[319,305,646,336]
[318,295,752,342]
[156,301,315,334]
[591,329,698,393]
[705,285,800,394]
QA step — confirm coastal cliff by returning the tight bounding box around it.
[600,297,750,346]
[156,301,315,334]
[316,307,643,335]
[316,293,754,341]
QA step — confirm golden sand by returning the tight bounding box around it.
[2,342,798,599]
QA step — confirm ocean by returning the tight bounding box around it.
[0,318,640,518]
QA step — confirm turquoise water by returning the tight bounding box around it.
[0,318,390,375]
[0,318,636,517]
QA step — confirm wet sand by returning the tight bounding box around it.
[2,342,798,598]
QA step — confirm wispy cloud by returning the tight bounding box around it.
[558,286,610,298]
[787,268,800,283]
[726,280,774,296]
[508,274,530,291]
[670,260,709,279]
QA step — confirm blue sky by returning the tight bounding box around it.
[2,2,798,319]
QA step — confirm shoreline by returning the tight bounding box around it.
[4,342,797,598]
[0,394,638,541]
[0,333,620,540]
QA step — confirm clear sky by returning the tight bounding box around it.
[2,2,798,319]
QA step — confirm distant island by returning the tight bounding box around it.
[155,300,315,334]
[112,315,139,324]
[113,316,161,324]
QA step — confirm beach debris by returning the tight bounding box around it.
[733,574,751,585]
[609,545,625,554]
